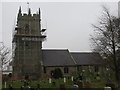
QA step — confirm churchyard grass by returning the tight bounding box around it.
[2,73,119,89]
[2,78,108,88]
[2,78,74,88]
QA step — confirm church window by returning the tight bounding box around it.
[77,66,79,72]
[64,67,69,73]
[95,66,99,72]
[44,67,46,73]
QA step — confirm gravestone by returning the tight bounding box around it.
[71,76,74,81]
[106,80,115,90]
[73,82,79,88]
[49,78,52,83]
[104,87,111,90]
[64,77,66,83]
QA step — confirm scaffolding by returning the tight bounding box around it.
[12,7,46,77]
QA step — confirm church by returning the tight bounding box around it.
[12,7,102,79]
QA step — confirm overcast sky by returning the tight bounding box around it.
[0,1,118,52]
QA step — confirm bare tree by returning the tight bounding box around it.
[90,6,120,86]
[0,42,11,71]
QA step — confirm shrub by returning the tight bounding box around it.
[51,68,63,79]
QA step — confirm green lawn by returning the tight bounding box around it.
[2,73,120,89]
[2,78,73,88]
[2,78,107,88]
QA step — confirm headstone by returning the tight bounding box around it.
[49,78,52,83]
[64,77,66,83]
[106,79,115,90]
[71,76,74,81]
[104,87,111,90]
[73,82,79,88]
[28,86,31,88]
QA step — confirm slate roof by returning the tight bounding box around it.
[42,49,102,66]
[42,49,76,67]
[71,52,102,65]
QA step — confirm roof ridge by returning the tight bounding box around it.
[70,52,98,54]
[42,49,68,51]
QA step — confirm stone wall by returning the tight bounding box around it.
[42,65,103,78]
[42,66,77,78]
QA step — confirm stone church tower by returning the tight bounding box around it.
[12,7,46,79]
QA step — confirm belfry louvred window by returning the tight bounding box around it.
[25,24,29,34]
